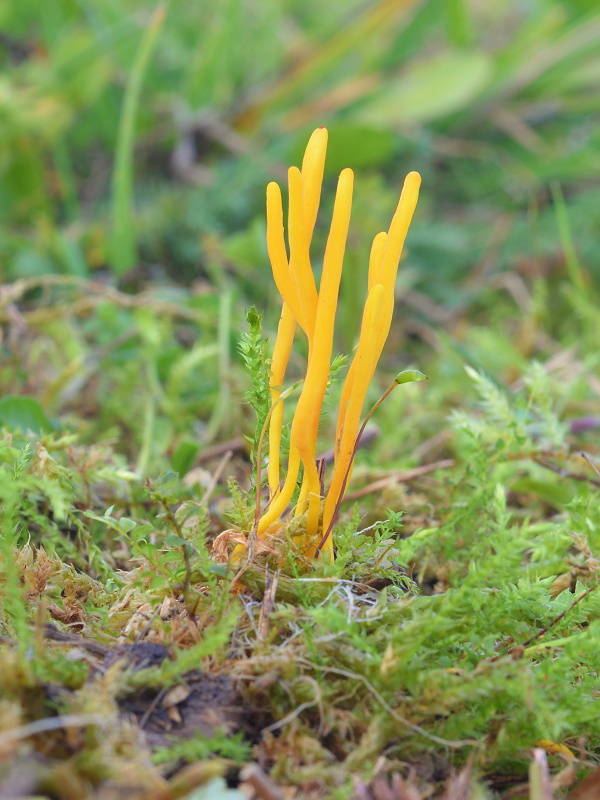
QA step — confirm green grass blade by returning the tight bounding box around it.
[551,181,585,291]
[444,0,475,47]
[110,4,167,275]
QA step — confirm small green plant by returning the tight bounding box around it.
[238,306,271,461]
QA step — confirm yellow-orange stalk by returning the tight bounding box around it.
[265,130,328,496]
[246,129,420,560]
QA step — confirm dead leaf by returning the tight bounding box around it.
[568,767,600,800]
[549,573,573,599]
[257,570,279,641]
[211,529,247,562]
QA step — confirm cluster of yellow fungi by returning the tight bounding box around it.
[257,127,421,561]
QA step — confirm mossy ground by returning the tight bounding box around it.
[1,274,599,798]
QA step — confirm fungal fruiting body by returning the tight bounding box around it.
[257,127,420,560]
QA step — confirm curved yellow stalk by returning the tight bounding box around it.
[295,471,310,515]
[260,165,353,543]
[333,173,420,463]
[293,168,355,452]
[333,361,354,462]
[244,128,421,563]
[323,172,421,538]
[288,167,318,337]
[267,303,296,495]
[265,181,299,496]
[322,284,386,535]
[380,172,421,282]
[266,182,304,330]
[265,133,328,496]
[374,171,421,347]
[291,168,354,540]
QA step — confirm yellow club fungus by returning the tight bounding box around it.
[254,127,421,561]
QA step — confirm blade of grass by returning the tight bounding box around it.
[443,0,475,47]
[551,182,585,291]
[110,4,167,275]
[136,360,160,478]
[236,0,420,128]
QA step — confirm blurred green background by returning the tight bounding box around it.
[2,0,600,470]
[3,0,600,283]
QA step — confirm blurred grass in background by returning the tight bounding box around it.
[3,0,600,282]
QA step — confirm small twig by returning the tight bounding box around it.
[263,701,318,733]
[138,686,170,729]
[342,459,455,503]
[520,584,598,650]
[533,456,600,489]
[489,583,599,663]
[201,449,233,504]
[580,451,600,479]
[569,417,600,435]
[197,436,245,463]
[134,608,161,645]
[0,714,110,747]
[318,423,379,466]
[0,275,202,323]
[43,624,110,657]
[295,658,478,749]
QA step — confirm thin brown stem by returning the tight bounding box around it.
[342,458,455,503]
[314,379,397,558]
